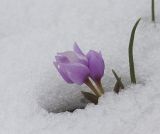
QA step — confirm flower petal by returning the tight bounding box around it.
[54,62,73,83]
[64,63,90,85]
[73,42,85,56]
[57,51,79,63]
[58,51,88,65]
[87,50,105,81]
[55,55,69,63]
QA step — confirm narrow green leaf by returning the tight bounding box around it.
[112,69,124,93]
[114,80,121,94]
[128,18,141,84]
[112,69,120,81]
[152,0,155,22]
[81,91,98,104]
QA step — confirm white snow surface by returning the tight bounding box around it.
[0,0,160,134]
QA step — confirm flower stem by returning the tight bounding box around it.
[85,79,102,97]
[152,0,155,22]
[95,80,104,94]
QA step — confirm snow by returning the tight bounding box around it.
[0,0,160,134]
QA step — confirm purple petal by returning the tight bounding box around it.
[63,63,90,85]
[73,42,85,56]
[55,55,69,63]
[54,62,73,83]
[58,51,88,66]
[57,51,77,62]
[87,50,105,81]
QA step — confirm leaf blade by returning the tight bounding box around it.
[112,69,124,93]
[81,91,98,104]
[128,18,141,84]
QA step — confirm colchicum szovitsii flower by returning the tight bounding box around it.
[54,43,105,98]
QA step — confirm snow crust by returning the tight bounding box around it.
[0,0,160,134]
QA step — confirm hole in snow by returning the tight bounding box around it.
[37,83,89,113]
[38,94,88,113]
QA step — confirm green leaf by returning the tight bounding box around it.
[152,0,155,22]
[112,69,124,93]
[81,91,98,105]
[128,18,141,84]
[112,69,124,89]
[114,80,121,94]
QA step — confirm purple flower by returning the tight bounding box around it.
[54,43,105,85]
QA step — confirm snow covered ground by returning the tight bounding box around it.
[0,0,160,133]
